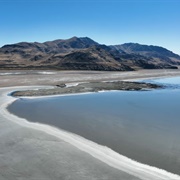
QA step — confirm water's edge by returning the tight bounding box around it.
[2,86,180,180]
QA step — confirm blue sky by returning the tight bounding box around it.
[0,0,180,54]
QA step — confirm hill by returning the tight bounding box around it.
[0,37,179,71]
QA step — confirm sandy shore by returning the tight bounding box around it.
[1,69,180,180]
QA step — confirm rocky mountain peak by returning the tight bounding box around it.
[0,37,179,70]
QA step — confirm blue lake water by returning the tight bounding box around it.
[8,77,180,175]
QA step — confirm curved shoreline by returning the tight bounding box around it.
[1,87,180,180]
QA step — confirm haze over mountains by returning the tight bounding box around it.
[0,37,179,71]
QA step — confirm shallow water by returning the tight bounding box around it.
[8,77,180,175]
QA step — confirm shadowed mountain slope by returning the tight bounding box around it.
[113,43,180,65]
[0,37,179,70]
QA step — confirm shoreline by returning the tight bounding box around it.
[1,86,180,179]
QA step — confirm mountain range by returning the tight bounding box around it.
[0,36,179,71]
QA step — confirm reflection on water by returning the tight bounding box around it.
[8,77,180,175]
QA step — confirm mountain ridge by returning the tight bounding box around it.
[0,37,179,71]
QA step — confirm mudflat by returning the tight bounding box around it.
[1,68,180,87]
[12,81,162,97]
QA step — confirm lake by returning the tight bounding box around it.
[8,76,180,175]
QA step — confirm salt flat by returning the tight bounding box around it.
[1,69,180,87]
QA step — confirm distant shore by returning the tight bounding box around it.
[0,69,180,88]
[1,69,179,97]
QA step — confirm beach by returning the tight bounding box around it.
[1,69,180,180]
